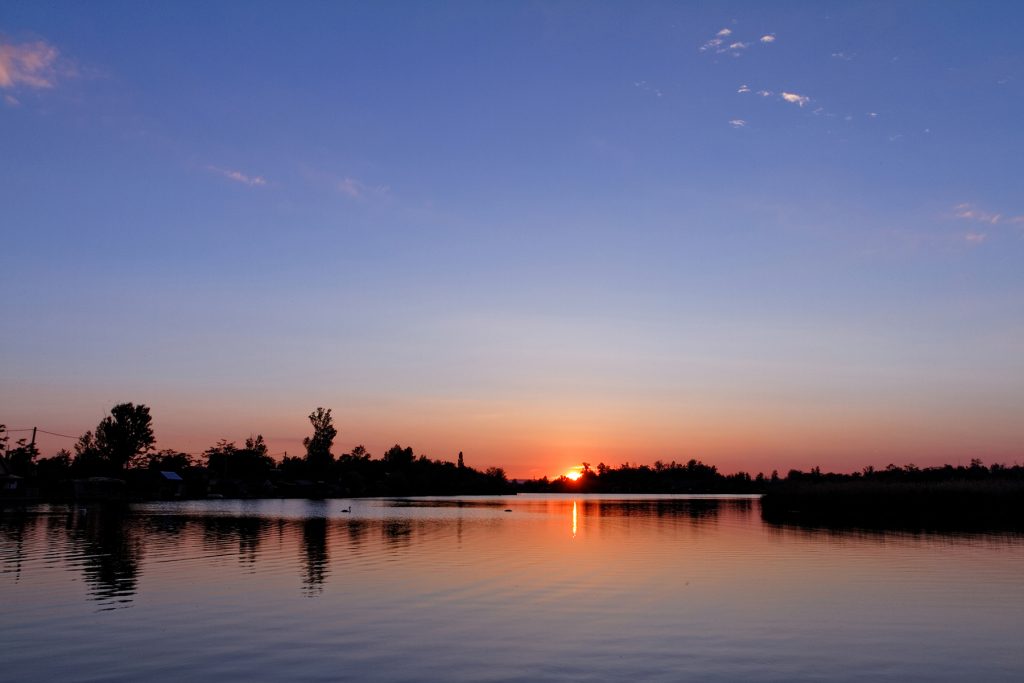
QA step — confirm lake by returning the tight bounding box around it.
[2,495,1022,682]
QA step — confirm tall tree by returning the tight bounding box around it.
[94,403,156,471]
[303,407,336,475]
[5,433,39,477]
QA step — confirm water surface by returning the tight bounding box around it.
[2,496,1022,681]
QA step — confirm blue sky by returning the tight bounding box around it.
[2,2,1023,476]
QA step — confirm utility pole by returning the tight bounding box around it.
[29,427,37,454]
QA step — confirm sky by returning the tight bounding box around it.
[2,1,1023,478]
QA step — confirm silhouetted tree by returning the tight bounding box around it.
[5,437,39,477]
[92,403,156,471]
[146,449,195,471]
[384,444,414,468]
[36,449,72,480]
[303,407,336,477]
[205,436,273,482]
[71,430,107,476]
[344,445,370,461]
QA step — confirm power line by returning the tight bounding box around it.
[35,428,79,439]
[4,425,294,459]
[3,427,79,439]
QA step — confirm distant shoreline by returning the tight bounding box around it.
[761,479,1024,532]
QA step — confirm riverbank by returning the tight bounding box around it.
[761,479,1024,531]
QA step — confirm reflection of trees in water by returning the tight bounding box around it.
[68,506,142,609]
[194,516,271,566]
[201,516,237,552]
[0,509,30,582]
[235,517,269,566]
[581,498,733,523]
[143,514,189,538]
[382,520,413,549]
[345,519,370,547]
[203,517,270,566]
[301,517,329,596]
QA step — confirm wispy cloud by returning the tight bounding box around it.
[831,51,854,61]
[729,119,747,128]
[756,89,773,97]
[954,203,999,224]
[3,93,19,106]
[964,232,987,245]
[737,84,751,94]
[337,176,390,199]
[633,80,663,98]
[208,166,267,187]
[953,202,1024,226]
[781,91,810,107]
[338,177,363,197]
[0,39,61,89]
[701,27,775,56]
[699,37,724,53]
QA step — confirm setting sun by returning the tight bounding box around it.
[563,467,584,481]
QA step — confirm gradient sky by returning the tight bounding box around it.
[2,1,1023,478]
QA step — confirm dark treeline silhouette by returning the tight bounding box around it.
[5,403,1024,530]
[519,459,766,494]
[2,404,511,501]
[761,461,1024,531]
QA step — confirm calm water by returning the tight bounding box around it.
[2,496,1022,682]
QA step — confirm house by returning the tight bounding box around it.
[0,457,27,500]
[155,471,185,499]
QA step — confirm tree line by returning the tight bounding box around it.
[4,403,1022,500]
[518,459,1024,494]
[1,403,511,498]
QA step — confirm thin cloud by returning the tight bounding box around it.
[954,203,998,223]
[831,52,854,61]
[208,166,267,187]
[633,80,663,98]
[699,37,724,53]
[757,89,773,97]
[0,39,61,89]
[781,91,810,107]
[3,93,19,106]
[701,26,773,56]
[737,84,751,94]
[337,176,390,199]
[338,177,363,198]
[729,119,747,128]
[952,202,1024,226]
[964,232,987,245]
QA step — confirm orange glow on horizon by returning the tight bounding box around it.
[563,466,584,481]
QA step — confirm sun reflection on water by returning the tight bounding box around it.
[571,500,577,538]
